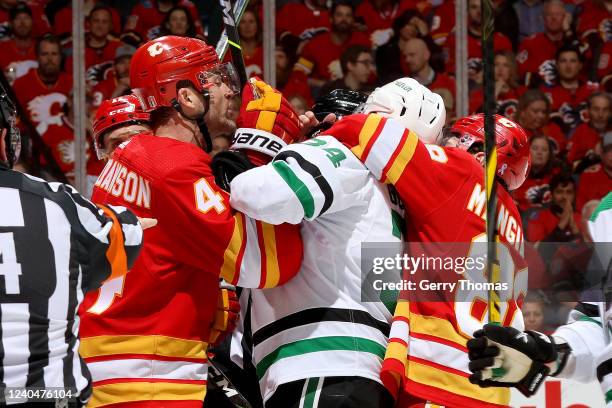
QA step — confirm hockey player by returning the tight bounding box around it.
[467,192,612,404]
[226,81,445,408]
[91,94,151,161]
[79,36,303,408]
[323,89,530,407]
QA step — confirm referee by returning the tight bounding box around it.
[0,85,151,407]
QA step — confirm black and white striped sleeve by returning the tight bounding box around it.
[59,183,143,292]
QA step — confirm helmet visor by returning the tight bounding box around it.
[200,62,240,96]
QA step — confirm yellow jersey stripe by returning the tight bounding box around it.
[220,213,245,285]
[409,313,467,347]
[89,381,206,407]
[351,114,383,160]
[80,335,207,359]
[384,130,418,185]
[261,223,281,288]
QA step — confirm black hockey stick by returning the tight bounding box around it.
[207,358,254,408]
[481,0,501,324]
[219,0,248,90]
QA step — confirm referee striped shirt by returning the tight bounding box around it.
[0,164,143,404]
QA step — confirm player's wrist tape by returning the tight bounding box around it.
[231,128,288,158]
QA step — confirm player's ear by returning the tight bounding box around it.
[176,87,200,111]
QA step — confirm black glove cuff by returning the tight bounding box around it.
[516,360,551,397]
[211,150,255,192]
[550,341,572,377]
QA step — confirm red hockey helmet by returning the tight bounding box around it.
[130,35,240,112]
[92,94,150,159]
[452,114,531,190]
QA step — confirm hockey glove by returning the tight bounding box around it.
[211,150,255,192]
[467,323,571,397]
[208,281,240,348]
[233,78,301,166]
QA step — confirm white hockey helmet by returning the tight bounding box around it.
[360,77,446,144]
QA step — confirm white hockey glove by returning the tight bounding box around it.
[467,323,571,397]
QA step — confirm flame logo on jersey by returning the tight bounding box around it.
[87,61,114,86]
[557,101,586,131]
[28,93,68,135]
[328,59,343,80]
[539,59,557,86]
[497,99,518,119]
[525,184,551,206]
[7,60,38,80]
[57,139,75,164]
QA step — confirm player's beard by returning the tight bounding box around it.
[205,95,237,137]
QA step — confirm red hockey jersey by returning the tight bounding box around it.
[12,68,72,136]
[512,168,560,212]
[0,1,50,40]
[125,0,204,40]
[326,114,526,408]
[567,122,605,166]
[355,0,421,47]
[576,164,612,213]
[53,6,122,38]
[430,0,455,46]
[518,32,564,86]
[276,1,330,41]
[80,134,303,407]
[542,81,599,136]
[295,31,371,81]
[576,1,611,42]
[0,39,37,81]
[525,123,567,156]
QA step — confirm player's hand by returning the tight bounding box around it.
[467,324,569,397]
[208,282,240,347]
[234,78,301,165]
[137,217,157,230]
[299,110,337,138]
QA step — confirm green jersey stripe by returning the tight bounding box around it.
[590,192,612,222]
[606,389,612,403]
[272,160,315,218]
[256,336,386,380]
[303,377,319,408]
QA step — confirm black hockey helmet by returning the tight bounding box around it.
[308,89,368,138]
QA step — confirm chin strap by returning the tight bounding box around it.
[171,89,213,153]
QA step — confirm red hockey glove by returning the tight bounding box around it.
[208,282,240,347]
[233,78,301,166]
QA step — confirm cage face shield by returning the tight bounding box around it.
[0,90,20,168]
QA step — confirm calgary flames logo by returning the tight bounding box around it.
[538,59,557,86]
[28,93,68,135]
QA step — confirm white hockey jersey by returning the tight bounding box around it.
[553,192,612,405]
[230,135,404,401]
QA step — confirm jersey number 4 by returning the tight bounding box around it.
[0,233,22,295]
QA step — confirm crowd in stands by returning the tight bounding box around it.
[1,0,610,331]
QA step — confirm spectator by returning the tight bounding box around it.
[576,0,611,48]
[567,92,612,169]
[159,5,199,38]
[276,0,330,42]
[517,0,572,87]
[52,0,121,41]
[514,0,545,42]
[543,44,599,136]
[288,94,309,115]
[598,40,612,92]
[527,173,582,243]
[517,89,568,155]
[355,0,424,48]
[319,44,375,96]
[429,0,455,46]
[513,134,562,213]
[91,48,134,111]
[575,131,612,212]
[12,34,72,136]
[0,2,36,83]
[444,0,513,82]
[375,9,433,85]
[469,50,524,117]
[402,37,456,102]
[64,6,122,86]
[124,0,204,41]
[237,9,263,79]
[293,0,371,90]
[276,34,314,106]
[0,0,49,41]
[523,292,549,332]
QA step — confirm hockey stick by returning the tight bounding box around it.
[216,0,250,62]
[207,358,254,408]
[219,0,249,90]
[481,0,501,325]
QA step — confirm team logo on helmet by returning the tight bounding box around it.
[147,43,164,57]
